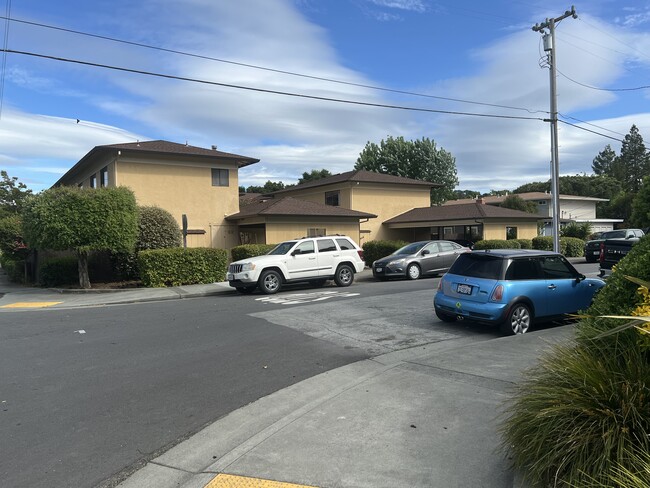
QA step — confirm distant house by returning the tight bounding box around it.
[446,192,623,234]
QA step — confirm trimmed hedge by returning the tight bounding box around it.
[473,239,520,250]
[39,257,79,287]
[512,238,532,249]
[531,236,584,257]
[361,240,408,267]
[0,255,25,283]
[138,247,228,287]
[231,244,276,261]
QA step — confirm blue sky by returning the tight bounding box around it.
[1,0,649,193]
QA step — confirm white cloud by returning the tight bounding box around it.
[367,0,427,12]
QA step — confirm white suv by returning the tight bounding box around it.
[227,235,366,294]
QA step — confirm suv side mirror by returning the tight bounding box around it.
[421,250,430,256]
[291,249,301,256]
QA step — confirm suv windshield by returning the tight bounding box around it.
[267,241,297,255]
[448,253,503,279]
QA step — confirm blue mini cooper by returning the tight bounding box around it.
[434,249,605,335]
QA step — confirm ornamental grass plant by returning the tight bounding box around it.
[501,236,650,487]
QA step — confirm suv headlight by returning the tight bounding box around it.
[241,263,256,271]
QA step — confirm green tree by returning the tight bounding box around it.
[0,171,33,218]
[22,186,138,289]
[514,181,550,193]
[355,136,459,205]
[298,169,332,184]
[630,176,650,228]
[0,215,28,260]
[500,195,538,214]
[245,180,287,193]
[614,125,650,193]
[591,144,617,176]
[450,189,482,200]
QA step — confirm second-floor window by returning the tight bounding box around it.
[100,167,108,187]
[325,190,339,206]
[90,174,97,189]
[211,168,229,187]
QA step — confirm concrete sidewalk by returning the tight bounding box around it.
[0,265,576,487]
[115,327,570,488]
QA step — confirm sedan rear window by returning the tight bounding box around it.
[448,254,503,279]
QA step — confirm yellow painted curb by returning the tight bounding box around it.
[205,473,318,488]
[0,301,63,308]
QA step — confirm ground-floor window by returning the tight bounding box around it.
[506,226,518,239]
[307,227,326,237]
[431,224,482,243]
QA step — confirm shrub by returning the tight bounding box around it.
[0,255,25,283]
[0,215,29,260]
[473,239,520,250]
[502,236,650,486]
[112,206,183,280]
[561,222,592,239]
[532,235,553,250]
[361,240,408,267]
[231,244,276,261]
[562,236,585,257]
[512,238,532,249]
[138,247,228,287]
[39,257,78,287]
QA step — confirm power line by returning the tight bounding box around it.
[557,67,650,91]
[558,113,627,138]
[0,15,549,115]
[0,0,11,120]
[2,48,547,122]
[578,17,650,62]
[558,119,623,143]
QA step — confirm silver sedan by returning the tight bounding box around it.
[372,240,470,280]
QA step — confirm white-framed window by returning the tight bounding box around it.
[100,166,109,187]
[90,174,97,189]
[211,168,229,187]
[307,228,326,237]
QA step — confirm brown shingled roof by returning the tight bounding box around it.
[445,192,607,205]
[385,203,542,224]
[99,140,259,166]
[271,169,440,194]
[226,197,377,220]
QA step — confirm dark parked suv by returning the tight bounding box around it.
[434,249,605,335]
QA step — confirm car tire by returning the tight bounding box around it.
[435,310,457,322]
[406,263,421,280]
[334,264,354,287]
[259,270,282,294]
[236,286,256,294]
[501,303,532,335]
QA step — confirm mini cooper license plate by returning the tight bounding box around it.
[457,284,472,295]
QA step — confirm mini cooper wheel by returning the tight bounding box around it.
[406,263,421,280]
[334,264,354,287]
[259,270,282,294]
[501,303,532,335]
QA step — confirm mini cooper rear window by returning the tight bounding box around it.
[448,254,503,279]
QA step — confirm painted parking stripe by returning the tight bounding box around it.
[205,473,318,487]
[0,301,62,308]
[256,290,359,305]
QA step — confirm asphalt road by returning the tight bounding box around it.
[1,261,600,488]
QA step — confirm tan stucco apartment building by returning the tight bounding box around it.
[56,140,544,249]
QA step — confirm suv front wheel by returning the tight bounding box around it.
[334,264,354,287]
[259,269,282,294]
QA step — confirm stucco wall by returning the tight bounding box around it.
[264,219,361,245]
[116,158,240,248]
[483,221,538,240]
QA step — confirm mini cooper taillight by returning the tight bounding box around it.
[491,284,504,301]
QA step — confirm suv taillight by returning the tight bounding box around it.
[599,242,605,263]
[358,250,364,261]
[491,284,504,301]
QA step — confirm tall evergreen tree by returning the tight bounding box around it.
[616,125,650,193]
[591,144,617,176]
